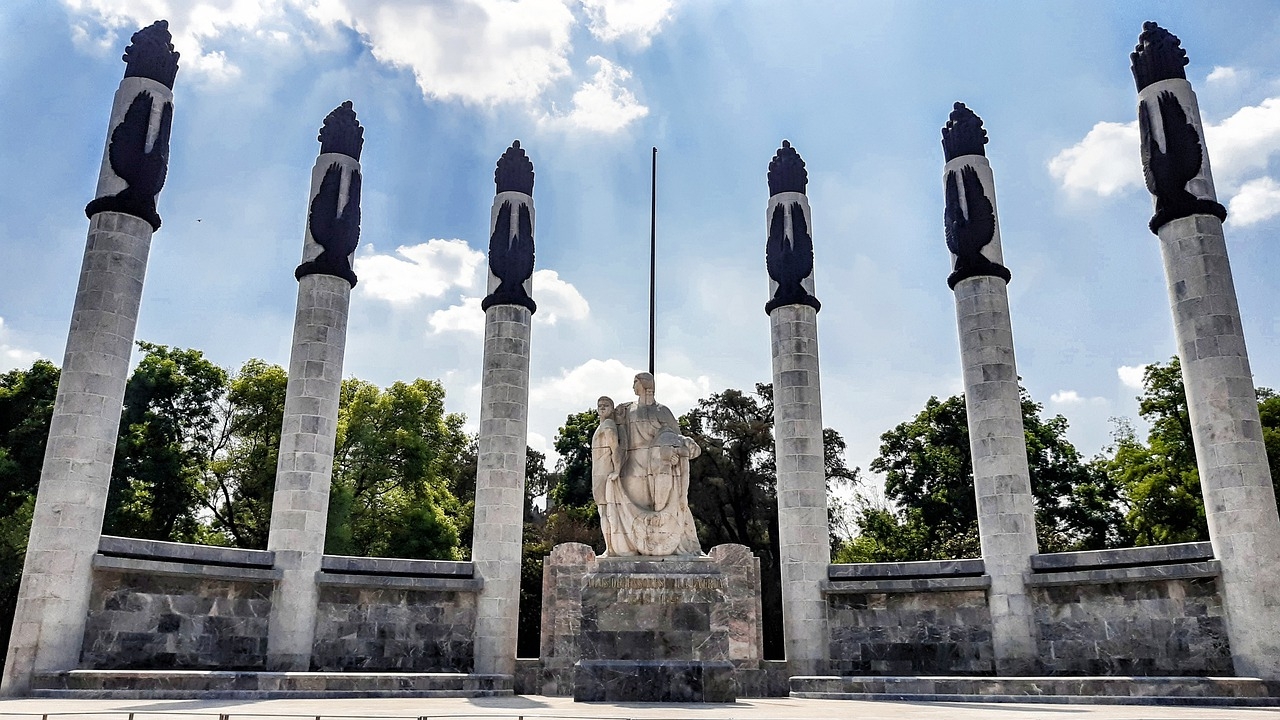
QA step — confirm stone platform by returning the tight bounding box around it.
[573,556,737,702]
[30,670,511,698]
[790,675,1280,706]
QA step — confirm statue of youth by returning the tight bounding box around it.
[592,373,703,557]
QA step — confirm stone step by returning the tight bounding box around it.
[31,670,512,699]
[790,675,1280,706]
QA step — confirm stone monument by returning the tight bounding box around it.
[1,21,179,696]
[1132,22,1280,679]
[593,373,702,557]
[265,101,364,671]
[472,141,537,678]
[571,373,737,702]
[763,140,830,676]
[940,102,1039,674]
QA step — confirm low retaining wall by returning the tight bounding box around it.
[312,554,481,672]
[82,536,277,670]
[1029,542,1231,675]
[81,537,481,673]
[823,559,994,675]
[823,542,1230,677]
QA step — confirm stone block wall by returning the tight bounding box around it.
[79,537,482,673]
[311,582,478,672]
[1029,542,1232,675]
[825,560,994,675]
[82,539,277,670]
[824,543,1232,677]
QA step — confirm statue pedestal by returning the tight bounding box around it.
[572,557,737,702]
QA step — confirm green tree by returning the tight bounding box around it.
[323,377,469,560]
[850,387,1124,562]
[105,342,228,542]
[0,360,60,673]
[201,359,288,548]
[1101,357,1280,545]
[550,409,600,510]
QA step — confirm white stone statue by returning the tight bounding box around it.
[592,372,703,557]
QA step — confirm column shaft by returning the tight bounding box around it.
[471,304,531,675]
[1157,215,1280,677]
[1,213,152,694]
[265,274,350,670]
[954,274,1039,674]
[769,304,829,676]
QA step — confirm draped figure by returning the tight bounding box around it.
[591,373,702,557]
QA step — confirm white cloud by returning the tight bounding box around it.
[1048,96,1280,216]
[580,0,673,46]
[541,56,648,133]
[1050,390,1108,406]
[1047,121,1142,197]
[1203,98,1280,188]
[0,318,44,373]
[62,0,675,119]
[530,357,711,419]
[1228,176,1280,226]
[429,297,484,335]
[1050,390,1083,404]
[357,239,485,304]
[532,269,589,324]
[1207,66,1239,84]
[61,0,282,81]
[1117,365,1147,390]
[314,0,576,105]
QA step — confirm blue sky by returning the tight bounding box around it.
[3,1,1280,490]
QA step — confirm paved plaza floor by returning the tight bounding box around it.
[0,695,1277,720]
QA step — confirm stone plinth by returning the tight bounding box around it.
[574,556,735,702]
[538,543,598,696]
[2,212,154,694]
[537,544,762,698]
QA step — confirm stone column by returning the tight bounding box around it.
[941,103,1039,675]
[1132,23,1280,679]
[472,141,537,677]
[763,141,829,676]
[0,22,179,696]
[265,102,364,671]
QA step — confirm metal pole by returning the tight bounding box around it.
[649,146,657,376]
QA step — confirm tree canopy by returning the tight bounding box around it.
[841,387,1126,562]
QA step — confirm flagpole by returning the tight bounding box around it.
[649,146,657,376]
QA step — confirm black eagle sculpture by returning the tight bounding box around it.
[765,202,820,314]
[482,200,537,313]
[84,91,173,230]
[944,165,1010,289]
[296,162,361,287]
[1139,91,1227,233]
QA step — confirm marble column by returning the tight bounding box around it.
[1132,23,1280,679]
[764,140,829,676]
[265,102,364,671]
[0,22,179,696]
[941,103,1039,675]
[472,141,537,677]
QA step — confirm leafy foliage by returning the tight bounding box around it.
[848,387,1125,561]
[105,343,228,541]
[201,359,287,548]
[323,378,470,560]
